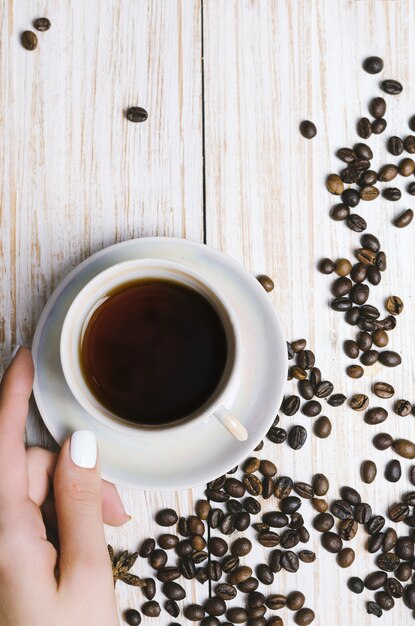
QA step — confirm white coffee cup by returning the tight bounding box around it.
[60,258,249,441]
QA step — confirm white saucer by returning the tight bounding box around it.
[32,238,287,490]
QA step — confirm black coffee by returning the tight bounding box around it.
[81,279,228,425]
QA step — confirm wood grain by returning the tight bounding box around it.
[2,0,415,624]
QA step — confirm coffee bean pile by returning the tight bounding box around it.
[319,234,403,378]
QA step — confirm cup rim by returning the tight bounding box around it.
[60,257,240,437]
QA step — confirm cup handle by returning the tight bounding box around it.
[212,404,248,441]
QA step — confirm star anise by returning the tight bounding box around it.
[107,544,146,588]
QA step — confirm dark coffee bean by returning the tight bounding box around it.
[337,547,355,568]
[331,500,353,520]
[393,438,415,459]
[395,399,412,416]
[373,432,393,450]
[157,566,181,582]
[179,556,196,579]
[346,213,367,232]
[282,395,301,416]
[126,107,148,123]
[221,555,239,573]
[385,295,403,316]
[163,581,186,601]
[378,163,398,182]
[372,118,387,134]
[379,351,401,367]
[365,571,388,591]
[33,17,51,32]
[347,364,363,378]
[358,169,378,185]
[262,511,289,528]
[404,135,415,153]
[354,142,372,159]
[382,79,403,94]
[360,350,378,366]
[311,475,328,498]
[339,518,358,541]
[286,591,305,611]
[376,251,387,271]
[341,188,360,207]
[367,516,385,536]
[368,266,381,285]
[334,258,352,276]
[258,531,280,547]
[156,509,178,527]
[280,530,300,549]
[375,591,394,612]
[408,181,415,195]
[396,562,412,581]
[340,486,361,506]
[321,532,342,553]
[215,583,237,601]
[267,426,287,444]
[231,538,251,557]
[314,381,333,399]
[297,526,310,543]
[376,552,400,572]
[357,117,372,139]
[385,578,403,598]
[259,460,277,477]
[254,440,264,452]
[327,393,346,407]
[301,400,321,417]
[395,536,414,560]
[289,512,304,530]
[344,340,359,359]
[142,578,156,601]
[220,513,235,535]
[313,513,334,533]
[244,497,261,515]
[280,496,301,514]
[201,617,219,626]
[352,501,370,525]
[383,527,397,552]
[208,475,226,489]
[237,576,258,593]
[337,148,357,163]
[350,283,369,305]
[383,187,401,201]
[365,407,388,425]
[358,318,376,332]
[361,460,377,484]
[21,30,38,50]
[372,329,388,348]
[318,258,335,274]
[366,601,382,617]
[350,262,367,283]
[185,604,205,621]
[388,502,409,522]
[149,549,168,570]
[399,157,415,176]
[363,56,384,73]
[314,415,331,438]
[224,478,246,498]
[262,477,274,500]
[158,534,179,550]
[125,609,141,625]
[209,537,228,558]
[235,511,250,531]
[196,567,208,584]
[360,305,380,320]
[373,382,394,399]
[368,533,383,553]
[142,601,161,618]
[226,499,242,514]
[299,120,317,139]
[244,456,261,474]
[394,208,414,228]
[274,476,293,499]
[296,350,315,369]
[207,561,222,581]
[288,425,307,449]
[298,379,314,400]
[388,135,404,155]
[330,297,352,311]
[348,577,364,593]
[309,367,321,386]
[205,597,226,617]
[357,331,372,351]
[208,508,223,529]
[140,538,156,558]
[243,474,262,496]
[403,584,415,609]
[256,564,274,585]
[228,565,252,585]
[350,394,369,411]
[294,608,315,625]
[226,607,248,624]
[369,97,386,119]
[257,274,275,292]
[280,551,299,573]
[294,482,313,499]
[291,339,307,352]
[196,500,211,520]
[188,515,205,535]
[266,594,287,611]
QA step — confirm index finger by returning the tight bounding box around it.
[0,347,33,509]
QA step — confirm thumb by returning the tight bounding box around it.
[53,430,112,585]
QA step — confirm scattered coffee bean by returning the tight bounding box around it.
[361,460,377,484]
[330,203,350,221]
[385,296,403,316]
[257,274,274,292]
[394,208,413,228]
[294,608,315,625]
[156,509,178,527]
[34,17,51,31]
[357,117,372,139]
[287,591,305,611]
[365,407,388,425]
[372,118,387,134]
[288,425,307,449]
[256,563,274,585]
[141,601,161,618]
[385,459,402,483]
[378,351,401,367]
[321,532,342,553]
[21,30,37,50]
[394,398,412,416]
[381,79,403,95]
[363,56,384,73]
[366,601,383,617]
[392,438,415,459]
[185,604,206,621]
[346,364,363,379]
[399,157,415,176]
[314,415,331,438]
[388,136,404,155]
[388,502,409,522]
[337,547,355,568]
[326,174,344,195]
[126,107,148,123]
[373,382,394,399]
[301,400,321,417]
[348,576,364,594]
[300,120,317,139]
[282,395,301,416]
[346,213,367,232]
[125,609,141,625]
[354,502,372,524]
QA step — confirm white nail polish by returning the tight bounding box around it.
[6,344,21,367]
[70,430,97,468]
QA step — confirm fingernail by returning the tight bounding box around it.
[70,430,97,468]
[7,344,21,367]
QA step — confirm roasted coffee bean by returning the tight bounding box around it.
[149,549,168,570]
[296,350,315,369]
[396,562,412,581]
[388,135,404,155]
[369,97,386,119]
[126,107,148,123]
[404,584,415,609]
[408,181,415,195]
[279,551,298,573]
[298,379,314,400]
[346,213,367,232]
[383,527,397,551]
[368,533,384,553]
[350,394,369,411]
[258,531,280,548]
[344,340,359,359]
[142,578,156,600]
[205,597,226,617]
[156,509,178,527]
[353,142,373,160]
[378,164,398,182]
[404,135,415,153]
[340,486,361,506]
[341,162,370,184]
[383,187,401,201]
[243,474,263,496]
[339,519,358,541]
[372,118,387,134]
[266,594,287,610]
[34,17,51,31]
[280,530,300,549]
[363,56,384,73]
[373,432,393,451]
[309,367,321,386]
[124,609,141,625]
[327,393,346,407]
[208,508,223,529]
[291,339,307,352]
[373,382,394,399]
[337,148,356,163]
[360,350,378,366]
[297,550,315,563]
[313,512,334,533]
[385,578,403,598]
[231,538,251,557]
[330,297,351,312]
[262,477,274,500]
[365,407,388,425]
[388,502,409,522]
[185,604,205,621]
[366,601,382,617]
[238,576,258,593]
[215,583,237,601]
[367,516,385,536]
[257,274,275,292]
[326,174,344,195]
[379,351,401,367]
[348,577,364,594]
[395,536,414,560]
[311,474,328,497]
[314,415,332,438]
[256,563,274,585]
[395,399,412,416]
[289,512,304,530]
[301,400,321,417]
[142,601,161,618]
[140,538,156,558]
[205,487,228,504]
[357,331,372,351]
[351,283,370,305]
[293,482,313,499]
[361,460,377,483]
[372,329,388,348]
[365,571,388,590]
[254,440,264,452]
[262,511,289,528]
[294,608,315,625]
[350,262,367,283]
[267,426,287,444]
[188,515,205,535]
[392,438,415,459]
[334,258,352,276]
[290,365,308,380]
[196,500,211,520]
[288,425,307,449]
[376,552,400,572]
[394,208,414,228]
[226,499,242,514]
[386,295,403,316]
[341,188,360,208]
[286,591,305,611]
[196,567,208,584]
[368,266,381,285]
[221,555,239,573]
[226,607,248,623]
[282,395,301,416]
[358,169,378,185]
[321,532,342,553]
[209,538,228,558]
[21,30,38,50]
[163,581,186,600]
[331,500,353,520]
[318,258,335,274]
[347,365,363,378]
[358,318,376,332]
[207,561,222,581]
[375,591,394,612]
[259,460,277,477]
[280,496,301,514]
[299,120,317,139]
[224,478,246,498]
[360,304,380,320]
[220,513,236,535]
[337,547,355,568]
[357,117,372,139]
[208,475,226,489]
[158,534,179,550]
[399,157,415,176]
[235,511,250,531]
[244,497,261,515]
[274,476,293,499]
[228,565,252,585]
[355,502,372,524]
[157,566,181,582]
[179,556,196,579]
[376,251,387,271]
[200,615,219,625]
[382,79,403,94]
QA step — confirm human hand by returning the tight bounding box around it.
[0,347,127,626]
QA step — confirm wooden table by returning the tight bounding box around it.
[1,1,415,624]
